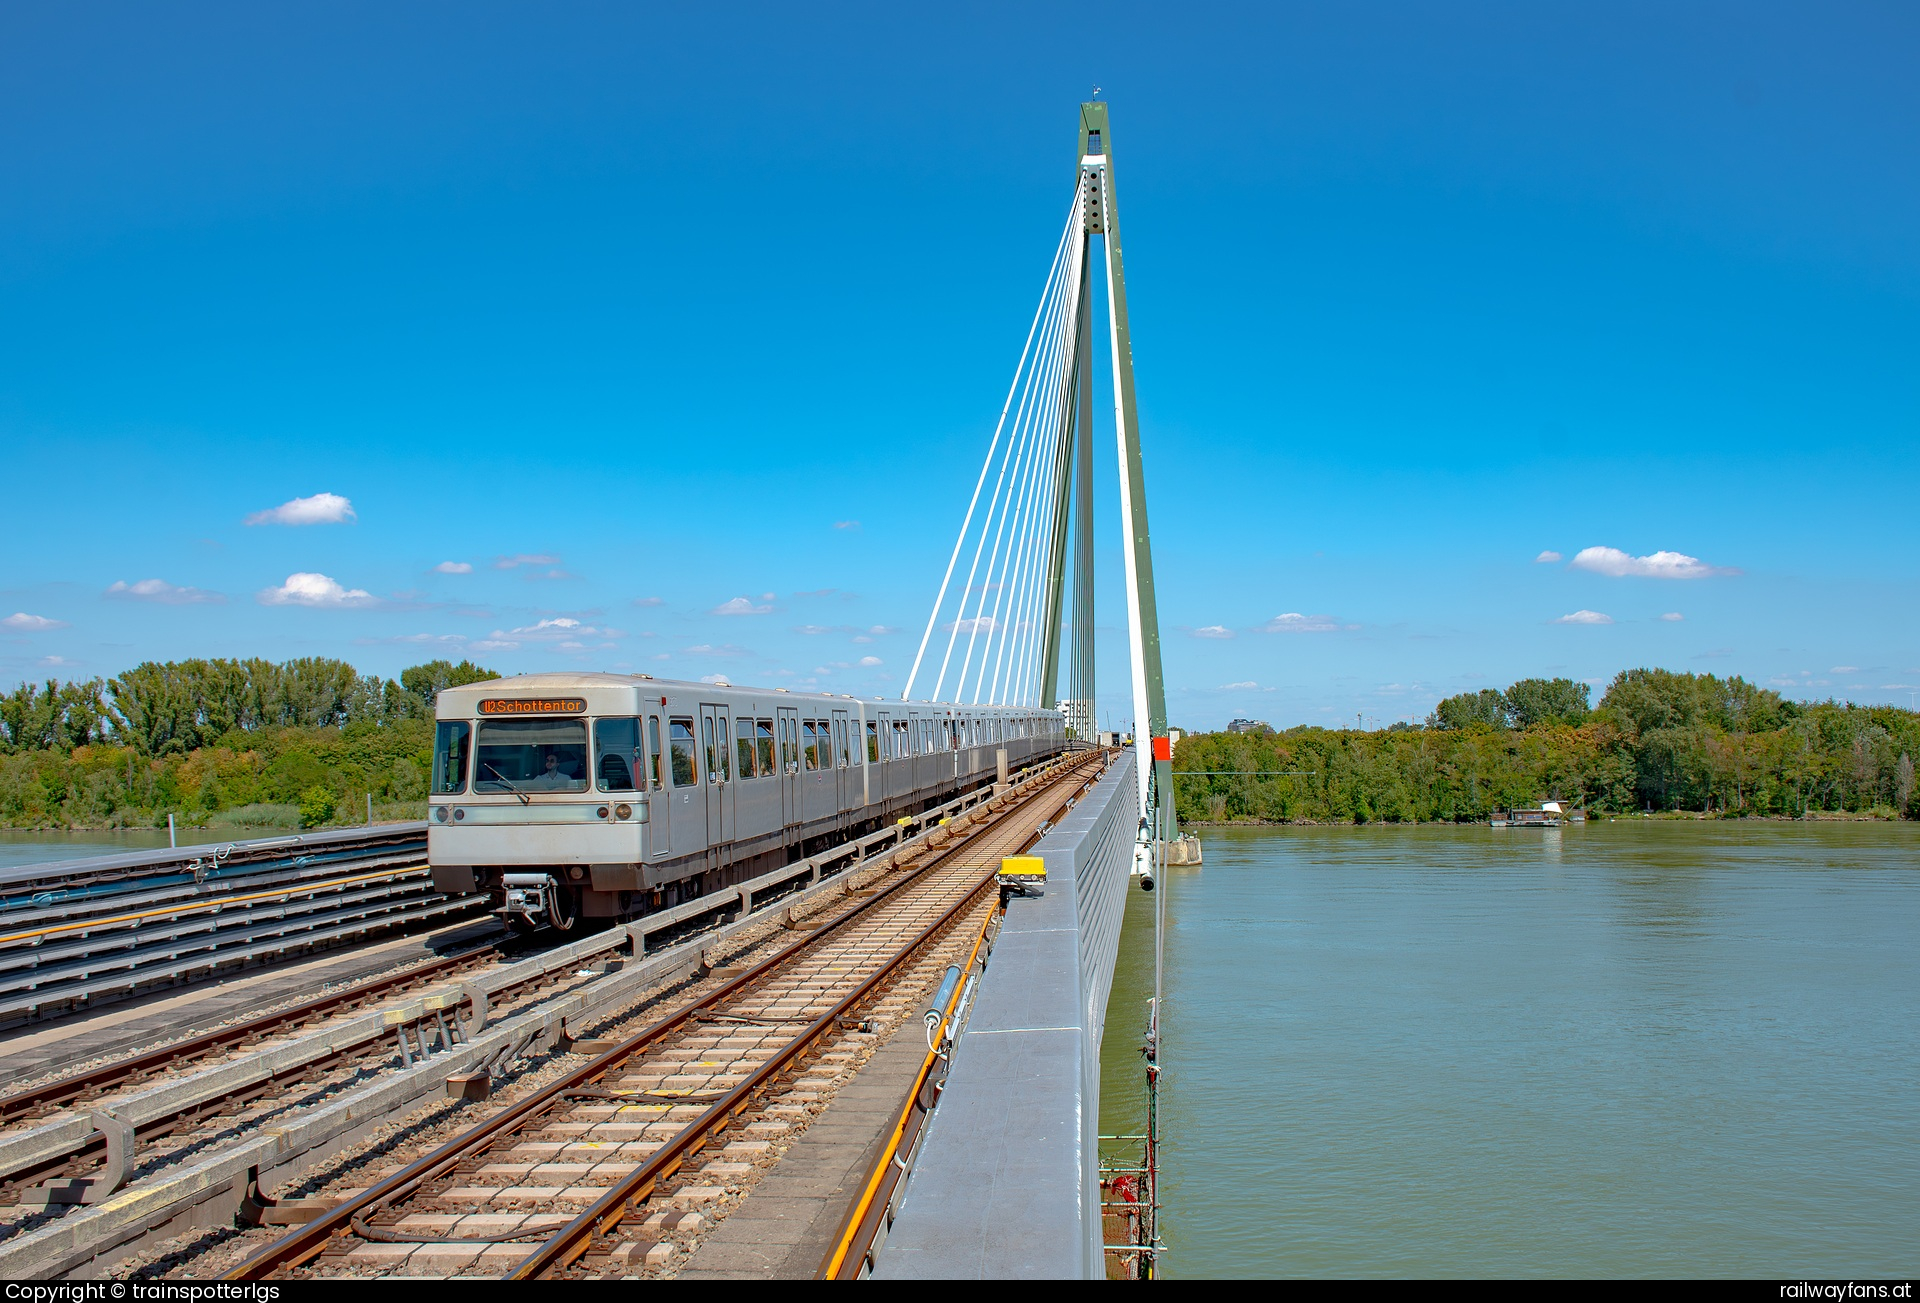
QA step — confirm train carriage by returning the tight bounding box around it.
[427,672,1066,932]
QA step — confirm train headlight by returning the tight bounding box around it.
[433,806,448,823]
[597,805,610,819]
[452,807,466,821]
[614,803,632,820]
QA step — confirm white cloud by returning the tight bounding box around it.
[630,596,664,607]
[245,492,356,526]
[834,520,861,531]
[434,561,473,574]
[3,612,68,631]
[38,655,73,667]
[712,596,774,616]
[699,673,733,686]
[1659,612,1685,622]
[944,616,997,634]
[1191,625,1235,639]
[1219,680,1259,690]
[795,624,832,636]
[1552,610,1614,625]
[490,617,620,642]
[869,625,896,636]
[858,655,883,667]
[471,638,520,652]
[1569,546,1733,580]
[494,553,561,570]
[105,578,222,605]
[1535,550,1563,563]
[258,572,375,607]
[684,643,747,657]
[1831,665,1859,674]
[1262,612,1341,634]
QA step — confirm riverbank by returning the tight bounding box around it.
[1183,807,1914,828]
[0,801,428,834]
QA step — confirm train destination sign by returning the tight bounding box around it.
[477,697,588,716]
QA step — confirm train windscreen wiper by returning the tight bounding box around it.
[481,763,532,806]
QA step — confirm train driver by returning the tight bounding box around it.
[527,751,574,790]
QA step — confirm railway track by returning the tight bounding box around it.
[0,823,486,1029]
[223,752,1105,1280]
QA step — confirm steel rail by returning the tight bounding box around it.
[0,945,498,1127]
[514,862,1001,1277]
[223,754,1098,1281]
[0,867,427,947]
[820,880,1000,1279]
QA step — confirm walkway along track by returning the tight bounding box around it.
[225,751,1107,1280]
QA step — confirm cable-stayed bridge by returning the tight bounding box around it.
[904,99,1177,855]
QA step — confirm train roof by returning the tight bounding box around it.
[435,671,1054,711]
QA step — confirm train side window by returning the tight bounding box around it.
[736,717,757,779]
[646,716,663,789]
[432,721,471,795]
[833,717,848,768]
[865,720,879,763]
[595,717,639,792]
[802,720,821,771]
[756,719,775,775]
[669,717,698,787]
[780,716,799,773]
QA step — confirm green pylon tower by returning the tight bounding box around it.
[1037,101,1176,840]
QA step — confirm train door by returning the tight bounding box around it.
[832,710,850,812]
[777,706,799,827]
[701,703,732,848]
[667,715,705,859]
[646,712,669,859]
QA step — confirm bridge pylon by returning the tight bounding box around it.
[903,101,1176,841]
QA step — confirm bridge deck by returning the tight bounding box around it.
[873,749,1135,1279]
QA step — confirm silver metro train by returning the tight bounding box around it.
[427,672,1068,932]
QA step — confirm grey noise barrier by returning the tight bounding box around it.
[874,749,1136,1280]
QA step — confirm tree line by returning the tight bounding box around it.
[1173,671,1920,824]
[7,661,1916,830]
[0,658,496,829]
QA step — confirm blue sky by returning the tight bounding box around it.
[2,2,1915,731]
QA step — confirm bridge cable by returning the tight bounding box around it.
[902,188,1084,704]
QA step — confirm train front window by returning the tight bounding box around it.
[594,717,639,792]
[475,719,588,794]
[432,721,471,794]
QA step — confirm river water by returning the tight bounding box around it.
[1099,822,1919,1277]
[0,829,289,872]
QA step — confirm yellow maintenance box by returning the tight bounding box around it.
[997,855,1046,882]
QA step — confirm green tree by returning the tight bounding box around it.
[1504,677,1590,729]
[1428,689,1509,730]
[395,659,500,718]
[298,785,337,829]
